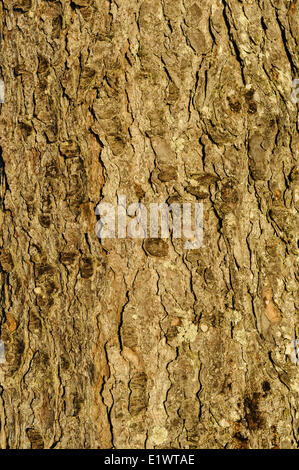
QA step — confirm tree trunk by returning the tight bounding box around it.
[0,0,298,449]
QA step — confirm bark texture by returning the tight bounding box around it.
[0,0,298,449]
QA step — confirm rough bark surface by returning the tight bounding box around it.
[0,0,298,449]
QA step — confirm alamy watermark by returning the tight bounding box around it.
[291,79,299,104]
[0,79,4,104]
[0,77,297,105]
[95,196,203,249]
[0,340,5,364]
[290,339,299,365]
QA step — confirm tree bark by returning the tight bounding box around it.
[0,0,298,449]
